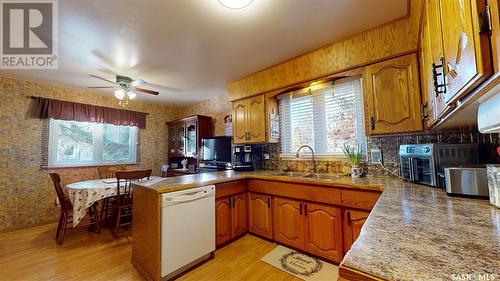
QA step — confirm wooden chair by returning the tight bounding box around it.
[111,169,152,238]
[49,172,100,245]
[97,165,127,224]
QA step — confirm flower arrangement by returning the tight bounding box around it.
[342,143,362,166]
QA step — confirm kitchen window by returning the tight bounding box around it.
[279,77,366,158]
[48,119,138,167]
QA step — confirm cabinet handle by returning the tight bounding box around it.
[299,203,302,215]
[347,211,351,225]
[432,57,446,97]
[267,197,271,208]
[420,103,429,121]
[231,197,235,208]
[304,204,308,216]
[370,117,375,130]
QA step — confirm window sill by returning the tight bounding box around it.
[279,154,348,161]
[42,162,140,169]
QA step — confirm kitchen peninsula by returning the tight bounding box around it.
[131,170,500,281]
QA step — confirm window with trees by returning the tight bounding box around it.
[279,77,366,158]
[48,119,138,167]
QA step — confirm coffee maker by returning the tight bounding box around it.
[233,145,254,171]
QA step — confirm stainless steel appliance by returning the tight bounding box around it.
[399,143,479,187]
[444,167,489,198]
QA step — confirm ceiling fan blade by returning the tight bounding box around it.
[135,87,159,95]
[89,74,115,84]
[87,86,114,89]
[145,83,180,93]
[130,79,146,87]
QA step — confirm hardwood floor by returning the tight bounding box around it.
[0,223,299,281]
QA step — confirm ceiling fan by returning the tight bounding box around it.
[88,74,159,105]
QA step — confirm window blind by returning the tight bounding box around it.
[279,77,366,156]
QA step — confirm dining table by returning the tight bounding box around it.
[65,176,165,227]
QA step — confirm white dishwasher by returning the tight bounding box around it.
[161,185,215,280]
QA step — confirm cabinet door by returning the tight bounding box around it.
[216,197,232,246]
[168,126,177,154]
[343,209,370,254]
[247,95,266,143]
[176,124,185,155]
[304,203,342,262]
[440,0,492,104]
[185,121,197,157]
[364,53,423,135]
[231,193,248,238]
[274,197,305,250]
[233,100,248,144]
[248,193,273,239]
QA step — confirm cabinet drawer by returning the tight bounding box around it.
[341,190,381,210]
[248,180,341,206]
[215,180,248,199]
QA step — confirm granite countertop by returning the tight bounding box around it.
[133,170,500,280]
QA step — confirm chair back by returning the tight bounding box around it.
[115,169,152,205]
[49,172,72,212]
[97,165,127,179]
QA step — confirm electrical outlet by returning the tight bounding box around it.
[370,149,382,164]
[263,153,270,160]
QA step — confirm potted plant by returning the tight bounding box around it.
[342,143,363,178]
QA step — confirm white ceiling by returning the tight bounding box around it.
[3,0,408,105]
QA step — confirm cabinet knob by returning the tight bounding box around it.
[370,117,375,130]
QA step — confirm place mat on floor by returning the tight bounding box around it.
[261,245,338,281]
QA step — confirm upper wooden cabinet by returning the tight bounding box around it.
[232,95,278,144]
[364,53,423,135]
[439,0,493,104]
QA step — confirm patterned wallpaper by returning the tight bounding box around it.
[174,95,232,136]
[0,75,178,232]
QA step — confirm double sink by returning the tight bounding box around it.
[272,171,341,181]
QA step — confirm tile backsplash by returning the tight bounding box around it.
[257,130,499,177]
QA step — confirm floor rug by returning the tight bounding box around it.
[261,245,339,281]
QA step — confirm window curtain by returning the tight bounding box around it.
[30,96,148,129]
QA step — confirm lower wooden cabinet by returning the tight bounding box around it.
[305,203,343,262]
[274,197,305,249]
[215,193,248,246]
[342,209,370,254]
[274,197,343,262]
[248,193,273,239]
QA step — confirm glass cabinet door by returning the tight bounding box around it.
[186,122,197,157]
[176,125,185,154]
[168,126,176,154]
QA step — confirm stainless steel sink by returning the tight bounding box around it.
[301,173,340,180]
[272,171,308,177]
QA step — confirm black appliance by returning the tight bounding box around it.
[399,143,481,188]
[233,145,254,171]
[200,136,232,170]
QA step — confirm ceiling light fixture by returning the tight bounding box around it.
[127,90,137,100]
[114,88,125,100]
[217,0,253,9]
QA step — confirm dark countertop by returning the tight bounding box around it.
[134,170,500,280]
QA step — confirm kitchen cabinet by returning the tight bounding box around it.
[273,197,343,262]
[232,95,278,144]
[215,193,248,247]
[273,197,305,250]
[216,197,232,246]
[364,53,423,135]
[343,209,370,254]
[305,203,343,262]
[439,0,492,104]
[248,193,273,239]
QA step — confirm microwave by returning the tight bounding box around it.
[399,144,480,188]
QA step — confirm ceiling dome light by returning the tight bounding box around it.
[127,90,136,100]
[114,88,125,100]
[217,0,253,9]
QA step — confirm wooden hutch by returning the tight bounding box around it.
[166,115,212,176]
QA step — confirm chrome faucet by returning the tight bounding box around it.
[295,145,317,174]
